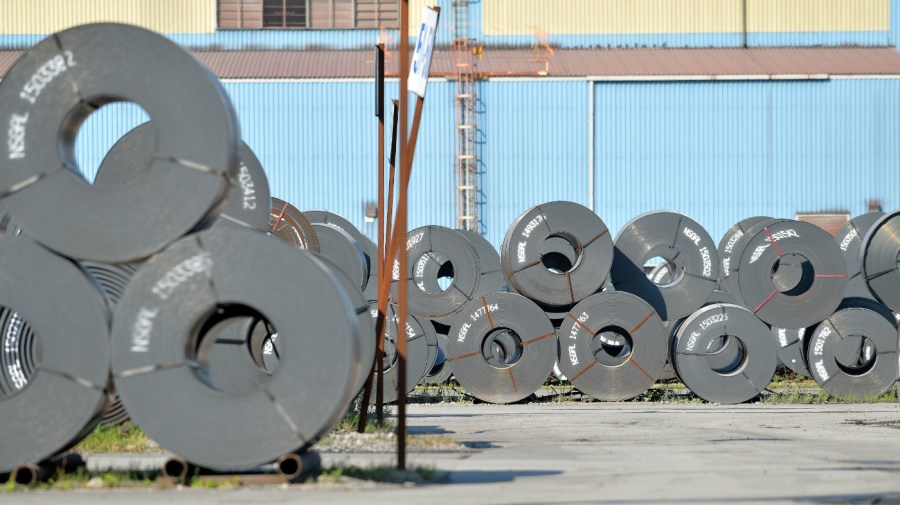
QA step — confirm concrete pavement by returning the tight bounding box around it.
[6,402,900,504]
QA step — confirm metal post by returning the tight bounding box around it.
[377,100,400,424]
[357,43,387,434]
[396,0,409,471]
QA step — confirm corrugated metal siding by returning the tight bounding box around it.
[748,0,889,33]
[0,0,216,35]
[478,81,590,247]
[483,0,743,36]
[168,30,389,50]
[220,80,456,237]
[478,0,891,48]
[594,79,900,245]
[70,78,900,251]
[0,0,893,50]
[893,0,900,48]
[73,103,150,182]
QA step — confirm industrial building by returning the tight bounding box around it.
[1,0,899,246]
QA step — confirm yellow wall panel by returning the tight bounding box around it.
[748,0,890,32]
[1,0,216,34]
[482,0,889,36]
[483,0,742,35]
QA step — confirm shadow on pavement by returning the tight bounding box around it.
[448,469,562,484]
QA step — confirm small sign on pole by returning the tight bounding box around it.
[408,6,440,98]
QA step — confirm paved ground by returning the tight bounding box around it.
[7,402,900,504]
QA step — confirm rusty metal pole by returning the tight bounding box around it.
[357,43,387,434]
[396,0,410,471]
[377,99,400,424]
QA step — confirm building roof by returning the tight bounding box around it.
[3,47,900,80]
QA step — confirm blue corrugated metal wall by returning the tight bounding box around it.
[594,79,900,243]
[74,78,900,250]
[478,80,590,246]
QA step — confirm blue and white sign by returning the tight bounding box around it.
[408,6,440,98]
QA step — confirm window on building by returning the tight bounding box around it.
[219,0,397,30]
[264,0,308,28]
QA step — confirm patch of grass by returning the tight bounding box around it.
[189,476,239,489]
[768,371,818,388]
[407,435,462,450]
[630,386,703,404]
[2,467,159,492]
[760,387,898,404]
[317,464,445,485]
[335,409,396,434]
[413,382,473,404]
[73,424,158,454]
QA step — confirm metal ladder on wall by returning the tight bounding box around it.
[453,0,478,232]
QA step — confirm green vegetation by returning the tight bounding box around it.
[335,409,396,434]
[73,424,159,454]
[3,467,159,492]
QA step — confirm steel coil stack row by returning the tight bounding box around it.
[0,24,376,475]
[391,204,899,406]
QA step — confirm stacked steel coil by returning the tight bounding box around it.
[399,204,898,405]
[0,24,374,474]
[0,22,897,477]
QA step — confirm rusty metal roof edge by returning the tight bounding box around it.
[4,47,900,80]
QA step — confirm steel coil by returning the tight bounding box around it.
[859,210,900,313]
[611,211,719,321]
[0,236,110,472]
[556,291,666,401]
[834,212,884,300]
[94,123,271,231]
[672,303,777,404]
[395,226,482,320]
[0,23,239,262]
[111,229,363,469]
[734,220,846,328]
[447,292,556,404]
[268,198,320,253]
[501,202,613,307]
[807,299,898,399]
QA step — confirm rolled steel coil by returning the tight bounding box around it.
[718,217,772,293]
[447,292,556,404]
[770,326,811,377]
[367,303,438,403]
[80,261,139,426]
[310,223,369,293]
[94,123,271,231]
[268,198,320,253]
[806,299,898,399]
[111,229,364,469]
[395,226,482,320]
[556,291,666,401]
[501,202,613,308]
[611,211,719,321]
[672,303,777,404]
[422,330,453,385]
[834,212,884,300]
[305,210,376,299]
[0,23,239,262]
[734,219,846,328]
[0,236,110,472]
[859,210,900,313]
